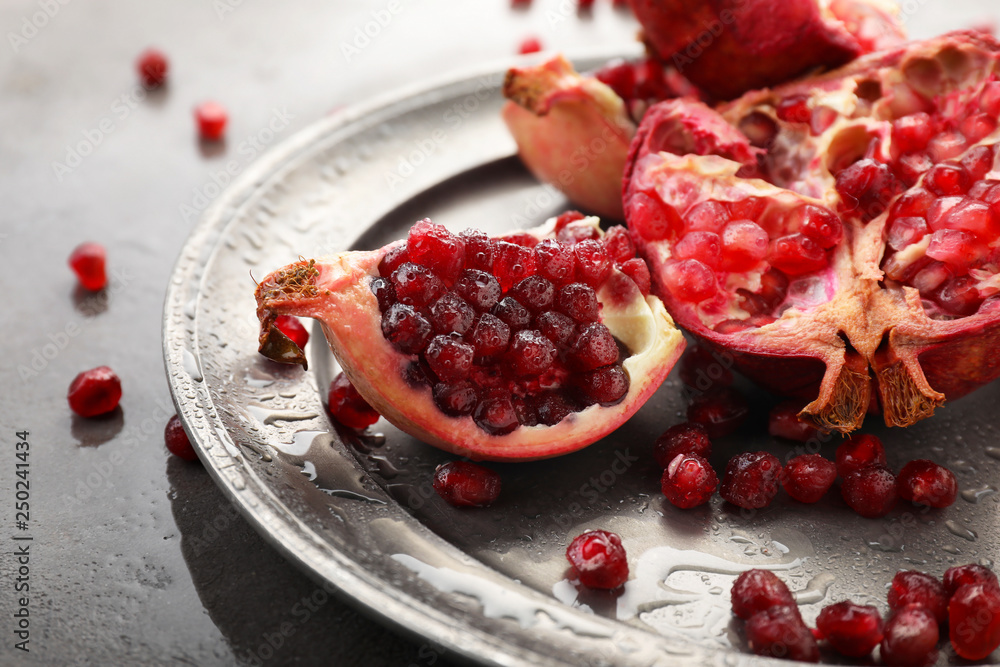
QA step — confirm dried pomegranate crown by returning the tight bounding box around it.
[626,31,1000,433]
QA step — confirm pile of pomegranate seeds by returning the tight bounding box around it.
[67,366,122,418]
[164,414,198,462]
[195,101,228,141]
[136,48,168,88]
[327,372,381,430]
[373,218,646,435]
[432,461,501,507]
[273,314,309,350]
[730,570,818,661]
[69,242,108,291]
[565,529,628,589]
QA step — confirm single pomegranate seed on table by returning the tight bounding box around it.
[661,454,717,509]
[68,366,122,417]
[730,569,796,620]
[720,451,782,509]
[880,605,939,667]
[768,400,821,442]
[841,466,897,518]
[195,101,228,141]
[327,372,380,429]
[897,459,957,508]
[943,563,999,596]
[815,600,883,658]
[273,315,309,350]
[565,530,628,590]
[687,388,748,438]
[652,422,711,468]
[69,242,107,291]
[887,570,947,624]
[518,37,542,55]
[780,454,836,503]
[949,583,1000,660]
[433,461,501,507]
[136,48,168,88]
[164,414,198,462]
[576,0,595,10]
[744,605,819,662]
[834,432,886,476]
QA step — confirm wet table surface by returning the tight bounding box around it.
[1,1,997,665]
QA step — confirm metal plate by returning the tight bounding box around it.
[163,53,1000,667]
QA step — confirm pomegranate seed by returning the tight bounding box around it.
[981,80,1000,116]
[565,530,628,589]
[810,105,838,135]
[936,276,982,316]
[835,433,886,476]
[554,210,586,230]
[429,293,475,335]
[137,48,168,88]
[67,366,122,417]
[473,389,520,434]
[433,461,501,507]
[791,204,843,249]
[534,239,576,286]
[433,382,478,416]
[949,583,1000,660]
[661,454,718,508]
[568,322,619,371]
[595,59,637,100]
[468,313,511,359]
[925,228,988,269]
[781,454,836,503]
[493,297,532,331]
[370,277,396,311]
[455,269,502,312]
[535,310,575,350]
[492,241,536,291]
[327,373,380,429]
[768,233,826,276]
[912,261,952,295]
[273,315,309,350]
[745,605,820,662]
[679,344,733,391]
[926,195,963,231]
[927,131,967,162]
[555,282,600,323]
[767,400,821,442]
[895,151,935,186]
[961,111,997,143]
[944,564,999,597]
[897,459,957,507]
[195,101,228,141]
[460,229,493,271]
[602,226,635,264]
[382,303,432,353]
[886,215,929,251]
[164,414,198,462]
[534,392,576,425]
[775,95,811,123]
[892,187,934,218]
[926,163,971,195]
[508,276,553,313]
[619,258,651,294]
[575,365,628,405]
[685,200,730,233]
[888,570,947,624]
[573,239,612,287]
[558,222,600,245]
[940,198,998,236]
[392,262,447,307]
[407,219,466,282]
[674,231,722,269]
[68,242,108,291]
[835,158,899,220]
[688,388,748,438]
[841,466,897,518]
[720,220,769,271]
[518,37,542,54]
[663,258,718,302]
[379,244,410,276]
[740,111,778,147]
[731,569,796,619]
[720,451,781,509]
[506,330,557,376]
[880,605,939,667]
[653,422,712,468]
[728,197,767,221]
[816,601,883,658]
[626,191,683,241]
[425,335,475,382]
[891,112,933,154]
[962,144,995,181]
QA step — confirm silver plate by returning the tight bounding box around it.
[163,54,1000,667]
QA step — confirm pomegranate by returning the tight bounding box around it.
[255,216,684,461]
[69,242,107,291]
[433,461,501,507]
[565,529,629,589]
[626,32,1000,434]
[164,415,198,462]
[67,366,122,418]
[195,101,227,141]
[660,454,717,508]
[627,0,905,100]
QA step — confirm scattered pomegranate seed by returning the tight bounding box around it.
[136,48,168,88]
[897,459,957,508]
[652,422,711,468]
[780,454,836,503]
[164,414,198,462]
[68,242,108,291]
[745,605,819,662]
[887,570,947,624]
[834,432,886,477]
[880,605,939,667]
[661,454,718,509]
[433,460,501,507]
[565,529,628,589]
[518,37,542,55]
[67,366,122,417]
[731,569,796,619]
[195,101,228,141]
[273,315,309,350]
[949,583,1000,660]
[943,563,999,597]
[815,600,883,658]
[720,451,782,509]
[687,388,748,438]
[768,400,821,442]
[841,466,897,518]
[327,372,380,429]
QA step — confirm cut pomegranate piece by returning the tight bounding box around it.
[626,32,1000,435]
[887,570,947,624]
[841,466,897,517]
[69,242,107,291]
[327,373,381,429]
[880,605,939,667]
[687,388,748,438]
[652,422,711,468]
[731,569,796,620]
[136,48,168,88]
[780,454,836,503]
[944,564,999,597]
[719,451,782,509]
[745,606,820,662]
[67,366,122,418]
[433,461,501,507]
[661,454,718,509]
[164,414,198,462]
[835,432,886,476]
[565,529,628,590]
[815,600,883,658]
[255,217,684,461]
[949,583,1000,660]
[195,101,227,141]
[897,459,957,508]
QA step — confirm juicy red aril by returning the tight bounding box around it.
[433,461,501,507]
[511,275,555,312]
[473,390,519,435]
[815,601,883,658]
[720,451,781,509]
[429,292,475,335]
[425,335,474,382]
[165,414,198,462]
[892,187,934,218]
[661,454,718,509]
[535,392,576,425]
[534,239,576,286]
[949,583,1000,660]
[836,158,900,221]
[573,239,611,287]
[663,258,718,302]
[627,191,683,241]
[674,231,721,268]
[328,373,380,429]
[892,112,933,154]
[506,330,556,376]
[468,314,511,359]
[370,277,396,311]
[961,112,998,143]
[926,163,971,196]
[886,216,929,251]
[897,459,957,508]
[602,226,635,264]
[461,229,493,271]
[745,606,819,662]
[880,606,939,667]
[407,219,465,281]
[790,204,843,249]
[720,220,768,271]
[379,244,409,276]
[556,282,600,322]
[195,101,228,141]
[493,297,532,331]
[492,241,535,291]
[731,569,796,620]
[536,311,575,350]
[835,433,886,476]
[619,258,651,294]
[565,529,628,589]
[455,269,502,311]
[518,37,542,55]
[841,466,897,518]
[594,59,637,100]
[768,233,826,276]
[776,95,811,123]
[392,262,446,307]
[137,48,168,87]
[888,571,947,624]
[69,242,107,291]
[780,454,836,503]
[382,303,432,354]
[768,399,821,442]
[926,228,988,269]
[576,365,628,405]
[568,322,618,371]
[928,131,967,162]
[938,276,987,316]
[653,422,711,468]
[274,315,309,350]
[944,563,999,597]
[685,200,730,233]
[68,366,122,417]
[433,382,478,416]
[962,145,995,180]
[687,388,748,438]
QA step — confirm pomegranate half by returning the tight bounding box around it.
[255,217,684,461]
[625,31,1000,433]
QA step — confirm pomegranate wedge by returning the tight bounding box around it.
[256,217,684,461]
[626,31,1000,433]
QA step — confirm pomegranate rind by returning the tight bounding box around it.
[502,55,636,219]
[256,219,684,462]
